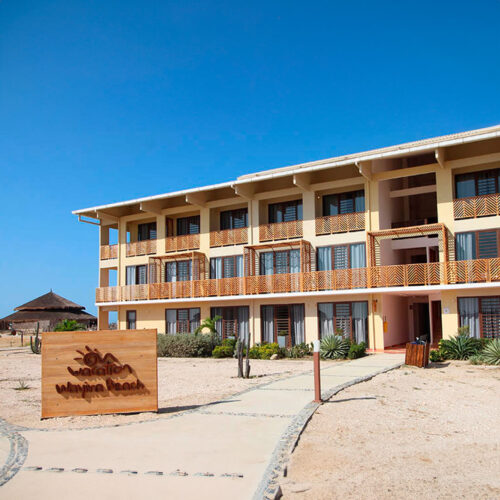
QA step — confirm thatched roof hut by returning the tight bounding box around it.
[1,291,97,332]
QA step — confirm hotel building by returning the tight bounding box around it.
[74,125,500,350]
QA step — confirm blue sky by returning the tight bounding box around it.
[1,1,500,317]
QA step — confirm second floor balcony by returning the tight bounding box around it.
[95,257,500,303]
[126,239,157,257]
[316,212,365,235]
[165,233,200,253]
[100,244,118,260]
[259,220,303,242]
[210,227,248,247]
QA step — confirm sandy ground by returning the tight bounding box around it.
[0,348,314,430]
[0,333,30,348]
[282,362,500,500]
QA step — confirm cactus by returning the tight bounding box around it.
[30,322,41,354]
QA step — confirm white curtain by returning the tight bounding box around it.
[456,232,476,261]
[352,302,368,344]
[211,307,223,336]
[236,255,244,277]
[260,252,274,275]
[262,305,274,342]
[458,298,480,338]
[166,309,177,334]
[318,303,334,338]
[350,243,366,268]
[291,304,305,345]
[166,262,177,282]
[210,257,223,279]
[126,266,136,285]
[317,247,332,271]
[238,306,249,343]
[189,308,200,333]
[290,250,301,273]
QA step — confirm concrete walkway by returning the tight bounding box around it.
[0,354,403,500]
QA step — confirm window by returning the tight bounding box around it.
[125,265,148,285]
[210,255,244,279]
[456,231,499,260]
[220,208,248,230]
[458,296,500,339]
[455,168,500,198]
[261,304,305,346]
[126,310,136,330]
[165,260,192,282]
[259,250,300,275]
[177,215,200,236]
[318,301,368,343]
[268,200,302,223]
[323,190,365,216]
[211,306,249,341]
[165,308,200,334]
[317,243,366,271]
[138,222,157,241]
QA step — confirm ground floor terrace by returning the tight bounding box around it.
[99,285,500,350]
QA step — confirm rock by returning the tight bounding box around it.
[270,354,279,360]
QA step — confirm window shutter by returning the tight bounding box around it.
[478,231,498,259]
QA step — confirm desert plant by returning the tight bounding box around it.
[481,338,500,365]
[320,335,351,359]
[212,345,234,358]
[469,354,485,365]
[30,322,41,354]
[14,380,30,391]
[429,349,446,362]
[157,332,221,357]
[286,342,312,358]
[347,341,366,360]
[439,333,482,360]
[259,342,282,360]
[194,316,221,335]
[248,344,261,359]
[54,319,85,331]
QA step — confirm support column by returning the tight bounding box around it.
[302,191,315,242]
[118,218,127,286]
[251,199,260,244]
[98,308,109,330]
[156,214,166,256]
[199,207,210,255]
[435,168,454,262]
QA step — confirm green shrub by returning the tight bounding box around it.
[286,342,312,358]
[248,345,261,359]
[54,319,85,331]
[429,349,446,362]
[259,343,282,360]
[320,335,351,360]
[481,338,500,365]
[222,338,237,349]
[157,333,221,357]
[347,342,366,360]
[212,345,234,358]
[469,354,485,365]
[439,334,482,360]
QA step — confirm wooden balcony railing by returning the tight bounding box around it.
[453,193,500,219]
[100,244,118,260]
[259,220,303,242]
[165,234,200,253]
[95,258,500,303]
[316,212,365,235]
[210,227,248,247]
[126,239,157,257]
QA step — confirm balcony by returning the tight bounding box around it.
[95,258,500,303]
[210,227,248,247]
[453,193,500,220]
[391,217,438,229]
[100,244,118,260]
[126,239,157,257]
[165,234,200,253]
[259,220,303,242]
[315,212,365,235]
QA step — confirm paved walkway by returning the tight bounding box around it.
[0,354,404,500]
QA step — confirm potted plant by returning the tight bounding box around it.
[277,330,288,348]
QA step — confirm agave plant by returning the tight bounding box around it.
[481,339,500,365]
[439,334,482,360]
[320,335,351,360]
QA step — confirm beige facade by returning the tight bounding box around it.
[75,125,500,349]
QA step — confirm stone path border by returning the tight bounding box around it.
[252,359,405,500]
[0,422,28,487]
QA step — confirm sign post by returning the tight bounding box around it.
[313,339,321,403]
[41,329,158,419]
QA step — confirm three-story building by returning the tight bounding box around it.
[74,125,500,349]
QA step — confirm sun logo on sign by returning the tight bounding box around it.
[74,346,119,367]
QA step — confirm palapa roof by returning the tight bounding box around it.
[1,291,96,323]
[14,291,85,311]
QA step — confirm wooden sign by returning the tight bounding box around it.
[41,329,158,418]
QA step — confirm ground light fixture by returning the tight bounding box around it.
[313,339,321,403]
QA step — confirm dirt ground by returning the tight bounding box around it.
[0,333,30,348]
[282,362,500,500]
[0,348,313,430]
